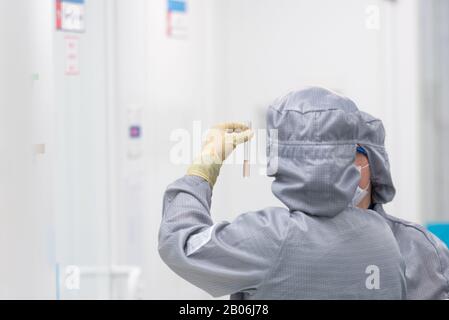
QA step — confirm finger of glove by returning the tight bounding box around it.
[213,122,250,132]
[225,129,254,146]
[228,129,254,143]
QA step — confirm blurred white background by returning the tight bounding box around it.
[0,0,448,299]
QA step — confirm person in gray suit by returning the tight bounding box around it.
[158,86,449,299]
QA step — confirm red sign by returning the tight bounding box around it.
[56,0,62,29]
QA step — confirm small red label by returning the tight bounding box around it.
[56,0,62,30]
[166,11,172,37]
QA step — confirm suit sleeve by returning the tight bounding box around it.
[390,220,449,299]
[158,175,288,297]
[426,231,449,298]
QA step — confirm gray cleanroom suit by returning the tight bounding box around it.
[158,87,449,299]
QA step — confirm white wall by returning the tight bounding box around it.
[52,0,111,299]
[379,0,420,223]
[419,0,449,223]
[142,0,222,300]
[0,0,113,299]
[0,0,56,299]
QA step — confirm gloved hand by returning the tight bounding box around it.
[187,122,254,187]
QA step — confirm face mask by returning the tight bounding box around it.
[352,164,370,207]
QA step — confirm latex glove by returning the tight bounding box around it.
[187,122,254,187]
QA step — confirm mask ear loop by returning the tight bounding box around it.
[358,163,369,170]
[357,163,370,190]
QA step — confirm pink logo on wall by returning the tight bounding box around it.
[65,36,80,76]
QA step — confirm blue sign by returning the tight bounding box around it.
[168,0,187,13]
[427,223,449,247]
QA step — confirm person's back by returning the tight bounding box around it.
[230,207,405,299]
[158,87,407,299]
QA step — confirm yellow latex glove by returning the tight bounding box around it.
[187,122,254,187]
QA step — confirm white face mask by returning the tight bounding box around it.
[352,164,370,207]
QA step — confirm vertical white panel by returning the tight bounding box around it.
[110,0,148,299]
[380,0,420,223]
[142,0,220,299]
[52,0,111,299]
[419,0,449,223]
[0,0,56,299]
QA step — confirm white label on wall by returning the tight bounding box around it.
[56,0,85,33]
